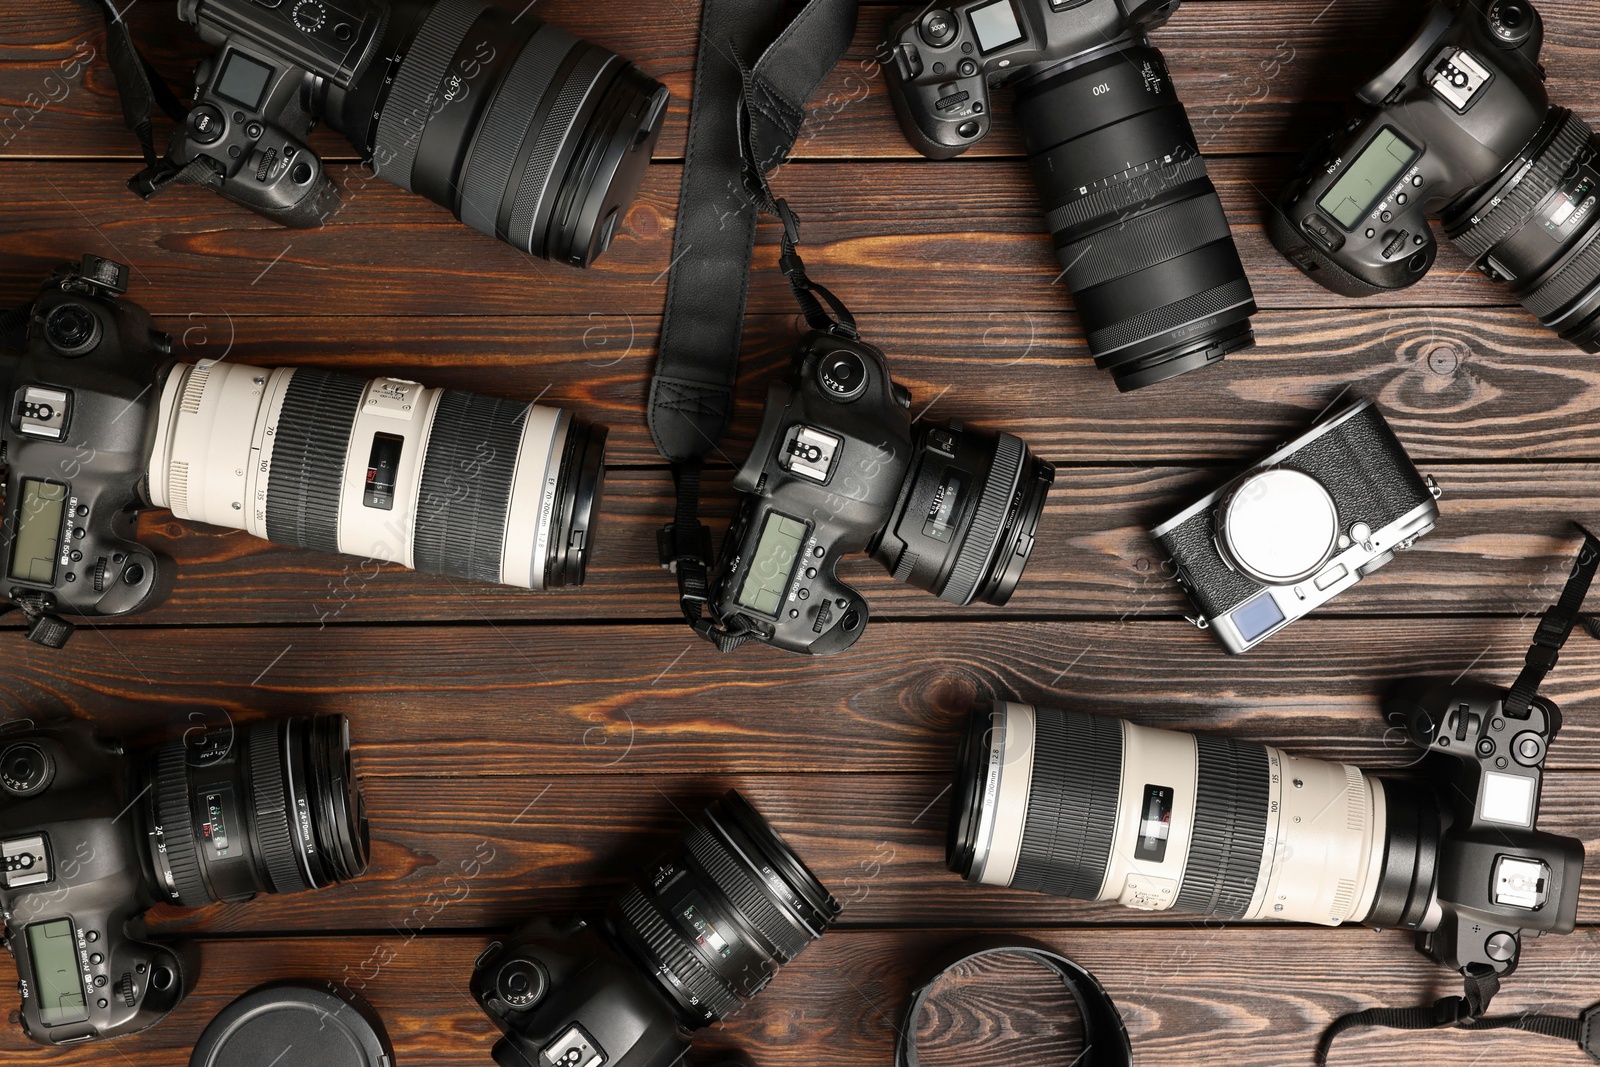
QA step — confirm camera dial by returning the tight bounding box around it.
[1217,468,1339,584]
[1489,1,1535,45]
[43,303,102,357]
[817,350,868,400]
[495,958,548,1009]
[0,744,53,796]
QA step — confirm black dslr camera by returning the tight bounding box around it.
[472,791,838,1067]
[1270,0,1600,351]
[1152,398,1441,653]
[147,0,668,264]
[0,713,368,1045]
[702,332,1054,655]
[881,0,1258,390]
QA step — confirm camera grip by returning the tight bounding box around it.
[215,164,341,230]
[880,17,991,160]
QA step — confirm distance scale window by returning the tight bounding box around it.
[8,479,68,585]
[26,918,88,1027]
[735,513,810,617]
[1318,127,1420,230]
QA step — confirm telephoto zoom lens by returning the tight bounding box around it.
[1444,109,1600,352]
[949,701,1438,929]
[146,362,605,590]
[325,0,669,266]
[606,791,842,1028]
[142,715,369,907]
[874,424,1055,606]
[1016,45,1258,390]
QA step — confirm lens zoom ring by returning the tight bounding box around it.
[685,823,810,961]
[940,432,1023,606]
[152,744,210,907]
[1087,277,1254,359]
[1044,155,1212,238]
[265,369,365,554]
[248,723,309,896]
[508,47,611,253]
[412,390,526,583]
[1174,735,1270,919]
[617,883,740,1020]
[1011,707,1123,899]
[458,24,578,239]
[373,0,486,192]
[1523,226,1600,319]
[1060,196,1235,293]
[1452,112,1593,262]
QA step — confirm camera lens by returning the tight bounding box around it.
[873,424,1055,607]
[949,701,1442,928]
[43,304,101,357]
[142,715,369,907]
[329,0,669,267]
[606,791,840,1028]
[147,362,606,590]
[1444,110,1600,353]
[1012,45,1257,390]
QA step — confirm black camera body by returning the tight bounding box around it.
[0,257,172,647]
[880,0,1179,160]
[0,722,196,1045]
[1391,683,1582,976]
[1152,399,1440,653]
[706,332,1052,655]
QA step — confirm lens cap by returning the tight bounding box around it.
[190,981,395,1067]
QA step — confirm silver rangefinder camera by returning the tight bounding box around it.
[1151,398,1441,652]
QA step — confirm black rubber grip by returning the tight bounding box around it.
[265,369,366,555]
[507,46,612,253]
[372,0,486,192]
[940,432,1022,606]
[1059,194,1236,293]
[412,391,526,584]
[249,722,308,896]
[1011,707,1123,900]
[1451,111,1594,262]
[1174,735,1270,919]
[616,883,739,1020]
[1087,275,1254,358]
[685,821,810,961]
[152,744,209,908]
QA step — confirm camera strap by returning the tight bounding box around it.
[1503,522,1600,718]
[895,936,1132,1067]
[649,0,861,650]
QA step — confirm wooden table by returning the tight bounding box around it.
[2,1,1599,1064]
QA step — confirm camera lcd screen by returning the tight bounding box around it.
[969,0,1026,53]
[8,479,67,584]
[1318,127,1420,230]
[736,513,808,616]
[215,51,275,110]
[1134,784,1173,861]
[26,919,88,1027]
[1231,591,1286,643]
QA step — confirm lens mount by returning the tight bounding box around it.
[544,417,607,588]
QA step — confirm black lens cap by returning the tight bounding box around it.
[190,982,395,1067]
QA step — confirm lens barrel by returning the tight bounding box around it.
[147,362,606,591]
[1444,108,1600,352]
[142,715,369,908]
[875,424,1055,607]
[607,791,840,1028]
[331,0,669,266]
[1014,44,1257,389]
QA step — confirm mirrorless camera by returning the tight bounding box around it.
[703,331,1054,655]
[0,257,606,646]
[0,713,368,1045]
[472,791,839,1067]
[950,685,1581,979]
[882,0,1258,390]
[1152,398,1441,653]
[153,0,668,264]
[1271,0,1600,351]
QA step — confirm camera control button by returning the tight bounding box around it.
[797,588,810,601]
[1485,932,1518,962]
[1511,731,1545,765]
[187,104,226,146]
[1313,563,1347,590]
[958,59,978,78]
[1381,210,1394,223]
[1300,213,1344,253]
[920,10,959,47]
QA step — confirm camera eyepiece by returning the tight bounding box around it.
[43,304,101,357]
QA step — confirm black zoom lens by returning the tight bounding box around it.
[143,715,369,908]
[874,424,1055,606]
[607,791,840,1028]
[1016,45,1257,390]
[338,0,669,266]
[1444,109,1600,352]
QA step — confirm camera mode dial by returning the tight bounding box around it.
[495,957,548,1009]
[817,350,868,401]
[1488,1,1535,46]
[0,744,54,797]
[920,10,959,47]
[44,303,101,357]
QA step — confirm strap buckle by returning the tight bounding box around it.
[1580,1002,1600,1063]
[657,522,714,576]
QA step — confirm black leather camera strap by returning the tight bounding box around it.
[1503,522,1600,718]
[649,0,861,650]
[896,936,1132,1067]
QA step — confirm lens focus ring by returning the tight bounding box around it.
[1012,708,1122,899]
[373,0,486,192]
[265,369,366,555]
[1174,735,1270,919]
[152,744,210,907]
[249,723,311,896]
[616,883,740,1021]
[685,822,811,961]
[939,433,1022,606]
[1451,112,1592,261]
[508,47,612,250]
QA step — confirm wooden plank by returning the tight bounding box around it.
[0,926,1595,1067]
[4,1,1599,162]
[122,769,1600,934]
[0,157,1533,314]
[3,619,1598,774]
